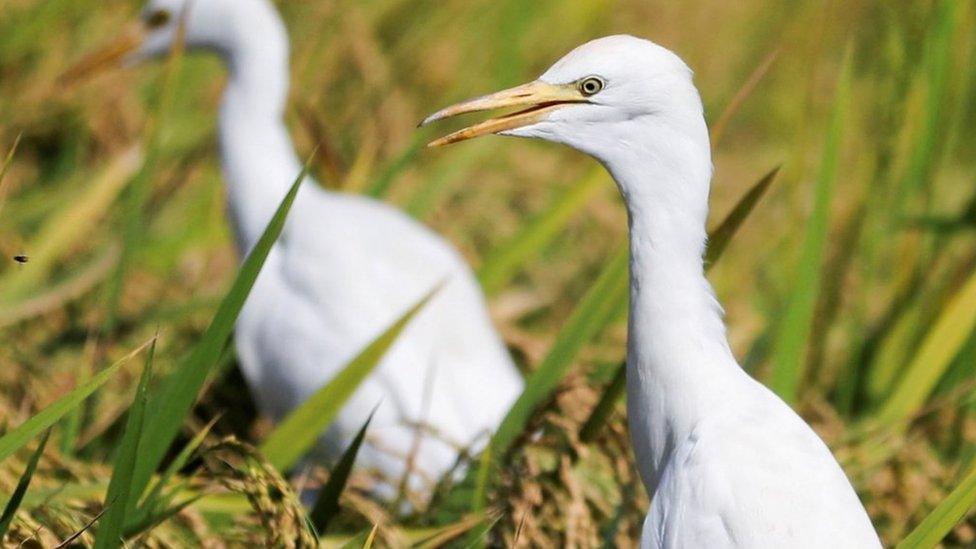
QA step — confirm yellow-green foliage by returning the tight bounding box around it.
[1,0,976,547]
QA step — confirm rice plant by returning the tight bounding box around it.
[1,0,975,546]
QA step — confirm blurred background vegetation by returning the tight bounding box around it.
[1,0,975,546]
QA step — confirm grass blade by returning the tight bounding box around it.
[364,136,423,198]
[362,524,378,549]
[705,166,780,268]
[471,441,492,512]
[709,48,780,145]
[309,405,378,534]
[104,11,187,331]
[415,513,491,549]
[0,132,21,217]
[492,244,629,455]
[876,268,976,429]
[260,284,439,471]
[477,167,608,296]
[897,463,976,548]
[93,339,156,548]
[123,496,201,539]
[0,147,142,302]
[461,515,501,549]
[135,416,219,522]
[0,429,50,538]
[0,342,147,463]
[129,165,308,503]
[579,362,626,444]
[769,44,852,402]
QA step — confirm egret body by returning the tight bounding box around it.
[424,35,880,547]
[78,0,523,501]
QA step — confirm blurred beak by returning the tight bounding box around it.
[59,23,146,87]
[420,81,585,147]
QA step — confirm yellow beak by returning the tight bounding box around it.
[59,23,147,87]
[420,80,586,147]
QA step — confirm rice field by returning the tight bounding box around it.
[1,0,976,546]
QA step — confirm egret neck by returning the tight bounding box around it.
[216,8,302,253]
[601,117,746,495]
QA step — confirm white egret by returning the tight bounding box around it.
[423,35,881,547]
[71,0,523,501]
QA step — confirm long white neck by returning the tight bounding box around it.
[215,6,304,253]
[601,118,750,496]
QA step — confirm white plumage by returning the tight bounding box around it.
[102,0,524,500]
[424,35,881,547]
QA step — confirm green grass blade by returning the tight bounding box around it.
[364,136,423,198]
[415,513,491,549]
[461,515,501,549]
[897,463,976,549]
[0,342,147,463]
[896,0,959,206]
[876,268,976,429]
[0,132,21,217]
[579,362,626,444]
[260,284,439,471]
[134,416,218,523]
[362,524,378,549]
[103,14,187,331]
[0,148,142,303]
[471,441,491,512]
[0,429,50,538]
[492,244,629,455]
[309,405,378,534]
[478,167,608,296]
[93,339,156,549]
[59,356,92,457]
[129,165,308,502]
[705,166,780,268]
[123,495,202,539]
[709,49,780,146]
[406,140,494,219]
[769,44,852,402]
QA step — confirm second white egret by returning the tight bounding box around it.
[71,0,524,502]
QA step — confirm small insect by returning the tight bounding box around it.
[13,255,28,264]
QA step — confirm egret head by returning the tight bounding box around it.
[61,0,285,83]
[422,35,708,165]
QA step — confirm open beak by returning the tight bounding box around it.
[59,23,147,87]
[420,81,586,147]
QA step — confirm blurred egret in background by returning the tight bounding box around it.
[68,0,523,501]
[423,35,881,547]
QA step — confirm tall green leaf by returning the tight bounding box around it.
[492,244,629,455]
[94,339,156,549]
[129,165,308,503]
[260,284,439,471]
[579,362,626,444]
[705,166,780,267]
[0,132,21,217]
[478,167,608,296]
[133,416,219,528]
[0,342,147,463]
[897,463,976,548]
[310,406,378,534]
[0,429,50,538]
[769,44,852,402]
[365,136,423,198]
[104,15,188,330]
[876,268,976,429]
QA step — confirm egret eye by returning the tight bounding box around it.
[146,9,171,29]
[578,76,604,97]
